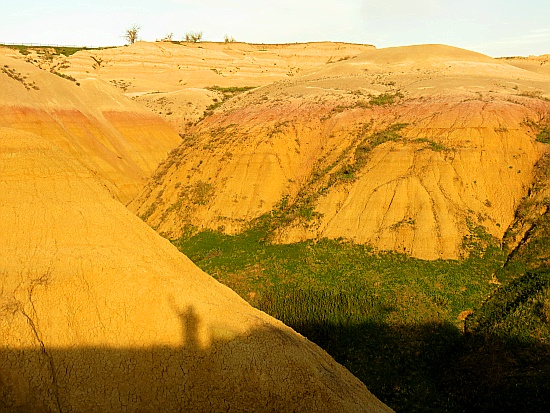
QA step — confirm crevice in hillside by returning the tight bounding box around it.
[502,222,538,269]
[16,272,63,413]
[498,206,550,283]
[501,152,550,268]
[20,306,62,413]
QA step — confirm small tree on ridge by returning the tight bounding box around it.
[124,25,141,45]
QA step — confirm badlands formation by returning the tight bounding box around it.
[0,50,181,203]
[0,128,390,412]
[0,44,392,411]
[57,41,374,134]
[128,44,550,260]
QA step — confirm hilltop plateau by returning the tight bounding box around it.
[20,41,374,134]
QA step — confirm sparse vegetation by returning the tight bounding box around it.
[110,79,132,92]
[224,35,236,43]
[324,91,405,118]
[251,122,410,234]
[330,122,408,184]
[91,55,104,70]
[537,128,550,143]
[200,86,256,119]
[523,114,550,144]
[1,65,39,90]
[517,90,550,101]
[413,137,451,152]
[206,85,256,98]
[368,91,404,106]
[124,24,141,45]
[52,71,78,84]
[185,31,203,43]
[191,181,214,205]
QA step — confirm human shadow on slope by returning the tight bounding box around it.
[278,316,550,413]
[0,304,382,413]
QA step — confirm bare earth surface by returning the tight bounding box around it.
[1,40,548,412]
[57,41,374,134]
[0,51,181,203]
[129,44,550,259]
[0,127,391,412]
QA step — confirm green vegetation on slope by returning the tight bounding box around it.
[201,85,257,119]
[258,123,410,234]
[459,270,550,412]
[173,221,545,412]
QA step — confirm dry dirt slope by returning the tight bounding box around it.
[0,127,391,412]
[130,44,550,260]
[0,50,181,203]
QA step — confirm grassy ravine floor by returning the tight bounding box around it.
[174,228,549,412]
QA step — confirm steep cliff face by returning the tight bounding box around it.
[130,45,550,259]
[0,128,391,412]
[0,53,181,203]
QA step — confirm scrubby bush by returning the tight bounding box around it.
[185,31,203,43]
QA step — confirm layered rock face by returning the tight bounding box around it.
[130,45,550,259]
[0,128,391,412]
[0,52,181,202]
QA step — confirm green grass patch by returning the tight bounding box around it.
[412,137,451,152]
[171,222,540,411]
[174,229,503,323]
[368,91,404,106]
[200,85,256,119]
[523,116,550,144]
[536,128,550,143]
[206,85,256,95]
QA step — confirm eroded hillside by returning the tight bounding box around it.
[0,50,181,202]
[0,127,391,412]
[130,44,550,259]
